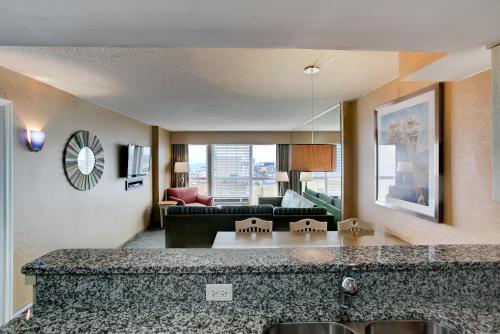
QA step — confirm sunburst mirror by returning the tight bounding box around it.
[64,131,105,191]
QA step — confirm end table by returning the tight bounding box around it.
[158,200,177,229]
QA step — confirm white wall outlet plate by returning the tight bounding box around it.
[206,284,233,301]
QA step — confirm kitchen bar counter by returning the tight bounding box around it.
[21,244,499,275]
[2,244,499,334]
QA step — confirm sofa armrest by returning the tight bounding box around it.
[258,196,283,207]
[168,196,186,206]
[196,194,214,206]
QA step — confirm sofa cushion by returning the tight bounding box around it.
[220,205,273,215]
[299,198,316,208]
[167,205,221,215]
[333,198,342,209]
[185,202,207,207]
[281,190,301,207]
[318,193,335,205]
[304,188,320,198]
[273,207,327,216]
[281,189,316,208]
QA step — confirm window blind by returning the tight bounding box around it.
[211,144,251,197]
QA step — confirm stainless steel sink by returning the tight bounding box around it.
[263,321,461,334]
[365,320,460,334]
[263,322,357,334]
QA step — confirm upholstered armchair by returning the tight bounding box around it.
[164,187,214,207]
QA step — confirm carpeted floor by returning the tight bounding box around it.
[124,229,166,248]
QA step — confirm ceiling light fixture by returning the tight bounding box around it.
[289,65,336,172]
[304,65,320,75]
[304,65,320,144]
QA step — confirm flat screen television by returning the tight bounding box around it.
[120,145,151,178]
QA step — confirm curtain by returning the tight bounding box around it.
[276,144,301,195]
[289,170,302,194]
[171,144,189,188]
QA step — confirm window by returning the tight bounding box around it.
[251,145,277,204]
[189,144,277,204]
[326,144,342,196]
[188,145,208,195]
[211,144,251,199]
[305,144,342,196]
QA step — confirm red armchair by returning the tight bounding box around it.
[164,187,214,207]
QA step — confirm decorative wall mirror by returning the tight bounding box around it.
[64,130,105,191]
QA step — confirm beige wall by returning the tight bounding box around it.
[151,126,172,224]
[171,131,340,144]
[492,45,500,200]
[158,128,172,196]
[346,53,500,245]
[0,66,154,310]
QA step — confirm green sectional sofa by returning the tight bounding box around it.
[165,205,274,247]
[258,189,336,231]
[302,188,342,224]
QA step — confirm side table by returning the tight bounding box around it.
[158,200,177,229]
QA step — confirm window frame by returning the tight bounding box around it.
[188,144,277,203]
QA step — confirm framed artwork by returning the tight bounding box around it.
[374,84,442,222]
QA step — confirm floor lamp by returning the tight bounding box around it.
[299,172,314,192]
[275,171,289,196]
[174,162,189,187]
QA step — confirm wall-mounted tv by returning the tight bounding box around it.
[120,145,151,178]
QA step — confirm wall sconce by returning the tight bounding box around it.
[26,130,46,152]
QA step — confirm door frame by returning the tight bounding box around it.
[0,98,13,325]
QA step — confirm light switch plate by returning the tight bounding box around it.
[206,284,233,301]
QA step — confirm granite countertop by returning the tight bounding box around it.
[6,244,499,334]
[22,244,500,275]
[1,296,499,334]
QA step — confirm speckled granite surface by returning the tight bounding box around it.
[35,272,343,306]
[1,244,498,333]
[22,244,500,275]
[1,296,498,334]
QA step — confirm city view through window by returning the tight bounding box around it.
[189,144,342,203]
[188,144,277,204]
[188,145,209,195]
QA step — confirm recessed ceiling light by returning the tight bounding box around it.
[304,65,320,74]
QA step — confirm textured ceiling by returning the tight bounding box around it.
[0,48,398,131]
[0,0,500,51]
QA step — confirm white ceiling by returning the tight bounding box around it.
[1,1,498,131]
[0,47,399,131]
[0,0,499,51]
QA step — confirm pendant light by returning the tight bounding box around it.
[290,65,336,172]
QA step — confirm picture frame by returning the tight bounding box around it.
[374,83,443,222]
